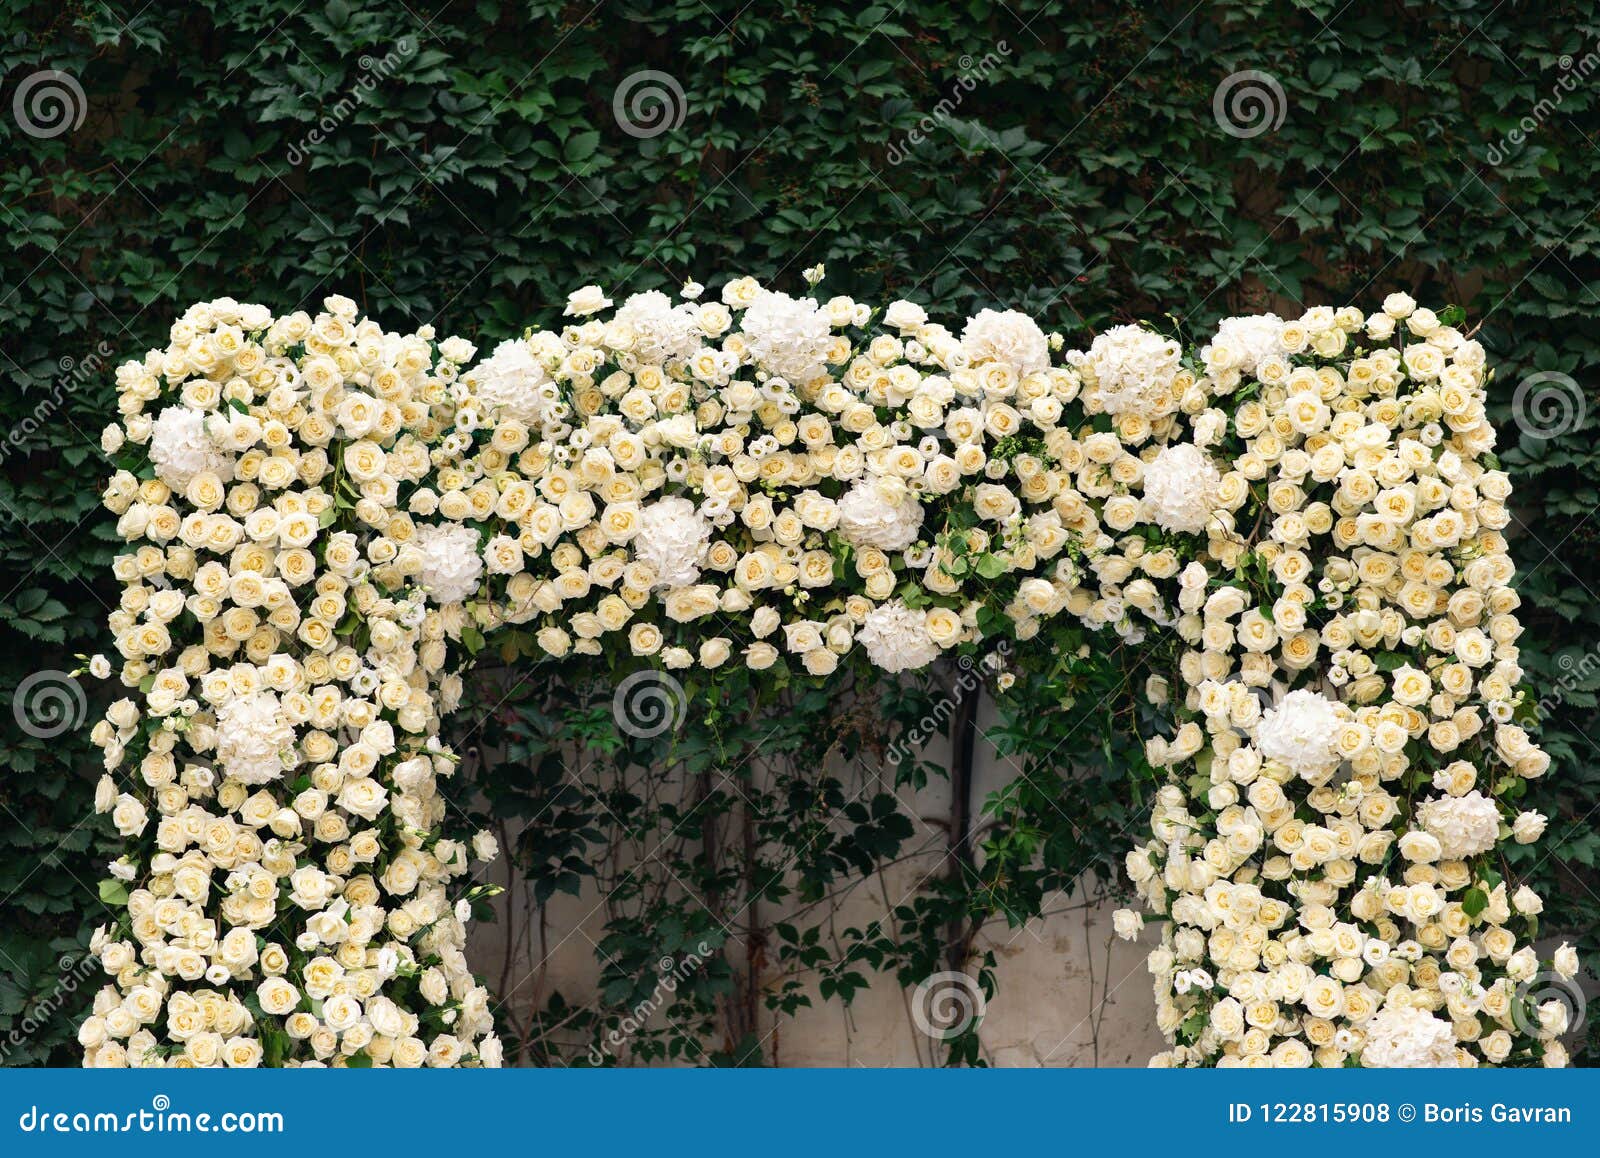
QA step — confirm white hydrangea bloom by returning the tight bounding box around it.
[611,290,703,364]
[1204,313,1285,377]
[634,496,711,588]
[960,308,1049,377]
[1416,790,1501,859]
[1073,324,1181,418]
[149,405,235,488]
[857,600,939,672]
[467,338,554,425]
[740,290,832,384]
[1142,442,1220,533]
[1361,1005,1461,1068]
[1254,688,1344,779]
[215,691,296,786]
[836,479,923,551]
[414,522,485,604]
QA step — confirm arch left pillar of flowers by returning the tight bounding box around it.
[85,280,1576,1067]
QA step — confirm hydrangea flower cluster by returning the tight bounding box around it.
[1253,688,1345,781]
[1142,442,1221,535]
[89,281,1571,1068]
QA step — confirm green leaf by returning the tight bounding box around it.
[563,131,601,165]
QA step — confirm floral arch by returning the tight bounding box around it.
[83,277,1579,1069]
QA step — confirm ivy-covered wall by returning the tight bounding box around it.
[2,0,1597,1064]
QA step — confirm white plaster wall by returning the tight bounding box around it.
[466,692,1168,1067]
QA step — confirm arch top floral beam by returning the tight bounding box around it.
[87,273,1576,1067]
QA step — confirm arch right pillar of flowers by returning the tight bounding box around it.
[84,279,1577,1067]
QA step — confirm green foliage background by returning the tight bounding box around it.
[2,0,1597,1064]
